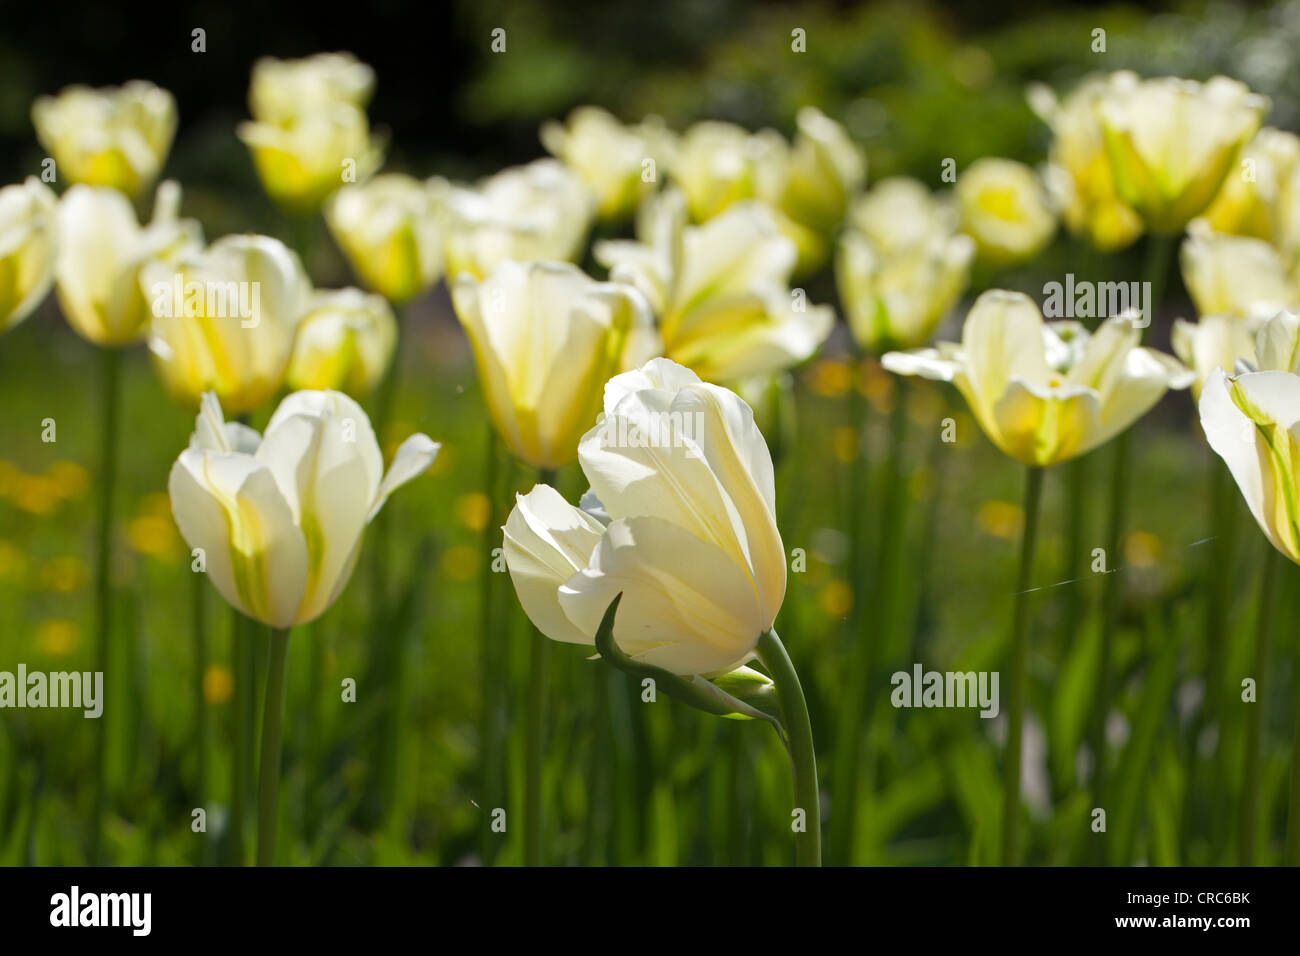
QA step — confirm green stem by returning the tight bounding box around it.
[478,426,503,864]
[1002,465,1044,866]
[257,627,292,866]
[525,465,557,866]
[90,345,122,866]
[757,628,820,866]
[192,567,207,862]
[1241,545,1277,865]
[1287,612,1300,864]
[229,612,245,864]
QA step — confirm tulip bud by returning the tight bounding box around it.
[451,259,658,469]
[325,173,443,303]
[54,181,202,346]
[540,106,669,222]
[0,178,58,335]
[146,234,311,415]
[1180,220,1299,320]
[1098,73,1269,233]
[435,160,595,279]
[883,289,1193,465]
[168,390,438,628]
[286,288,397,395]
[503,357,785,676]
[597,188,833,383]
[955,158,1057,267]
[32,81,177,199]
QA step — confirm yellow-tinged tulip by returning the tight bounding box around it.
[1204,127,1300,262]
[1097,73,1268,233]
[146,234,311,415]
[32,81,176,199]
[1180,220,1299,320]
[1171,313,1259,396]
[503,357,784,675]
[596,188,833,382]
[451,259,658,469]
[837,178,975,352]
[54,181,201,346]
[1199,366,1300,563]
[435,160,595,280]
[325,173,442,303]
[286,288,396,395]
[238,103,384,213]
[666,120,789,223]
[168,390,438,628]
[248,52,375,121]
[882,289,1193,465]
[1028,74,1144,252]
[540,106,669,222]
[0,178,58,334]
[955,158,1057,266]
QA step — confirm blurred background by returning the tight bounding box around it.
[1,0,1298,865]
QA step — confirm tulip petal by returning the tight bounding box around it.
[504,484,606,646]
[169,450,308,628]
[558,516,766,675]
[368,433,440,522]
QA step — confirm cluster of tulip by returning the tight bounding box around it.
[4,47,1300,867]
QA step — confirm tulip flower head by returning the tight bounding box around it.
[596,188,833,382]
[32,81,177,199]
[1180,220,1299,320]
[0,177,58,334]
[955,158,1057,267]
[248,52,375,121]
[540,106,670,222]
[1203,127,1300,261]
[436,160,595,280]
[169,390,439,628]
[836,177,975,352]
[325,173,443,304]
[667,120,789,223]
[503,357,785,675]
[1097,73,1269,234]
[286,288,397,395]
[1028,74,1144,252]
[451,259,659,470]
[238,104,384,213]
[774,107,865,273]
[147,234,311,415]
[882,289,1193,466]
[54,180,202,347]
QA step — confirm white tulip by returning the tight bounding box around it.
[55,180,202,346]
[168,390,439,628]
[503,358,784,675]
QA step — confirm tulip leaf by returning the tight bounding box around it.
[592,594,786,736]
